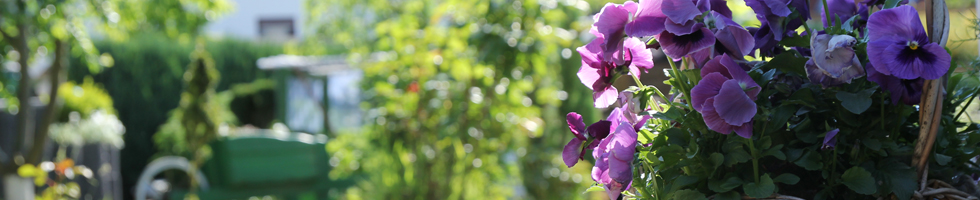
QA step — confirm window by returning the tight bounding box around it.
[258,18,294,41]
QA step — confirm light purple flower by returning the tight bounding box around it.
[867,63,924,105]
[578,36,654,108]
[592,121,638,200]
[806,32,864,88]
[594,0,668,62]
[821,129,840,150]
[867,5,951,80]
[690,54,760,138]
[562,113,613,167]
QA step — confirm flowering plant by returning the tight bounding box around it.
[562,0,980,199]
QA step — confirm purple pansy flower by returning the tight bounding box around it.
[657,0,734,60]
[744,0,809,41]
[690,54,761,138]
[821,129,840,150]
[563,113,613,167]
[706,11,756,59]
[867,63,924,105]
[822,0,857,27]
[592,121,638,200]
[806,32,865,88]
[867,5,951,80]
[578,36,654,108]
[594,0,668,61]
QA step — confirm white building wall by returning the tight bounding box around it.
[204,0,306,40]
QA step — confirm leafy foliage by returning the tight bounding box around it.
[304,0,611,199]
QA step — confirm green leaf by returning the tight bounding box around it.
[935,153,952,166]
[743,174,776,198]
[778,34,810,48]
[862,139,882,151]
[773,173,800,185]
[841,167,877,194]
[762,51,809,76]
[884,0,902,8]
[709,176,744,192]
[710,152,725,169]
[842,15,860,33]
[665,128,690,146]
[671,176,700,192]
[714,191,741,200]
[583,184,605,194]
[650,106,685,121]
[836,88,876,114]
[793,150,823,171]
[671,189,708,200]
[880,161,917,200]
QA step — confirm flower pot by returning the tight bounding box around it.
[3,174,34,200]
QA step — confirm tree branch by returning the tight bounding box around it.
[26,39,67,165]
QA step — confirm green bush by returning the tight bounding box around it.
[66,34,282,194]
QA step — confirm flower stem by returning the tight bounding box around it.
[665,56,693,106]
[747,137,760,183]
[822,0,833,28]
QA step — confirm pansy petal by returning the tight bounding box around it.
[733,123,753,138]
[627,0,668,37]
[666,20,699,35]
[594,85,619,108]
[562,139,585,167]
[567,112,588,139]
[624,37,655,73]
[714,80,758,126]
[822,129,840,150]
[866,38,900,76]
[714,26,756,58]
[610,122,638,162]
[763,0,792,17]
[588,120,614,139]
[867,5,925,42]
[578,38,604,67]
[659,26,716,59]
[577,62,600,90]
[594,3,632,59]
[915,43,951,80]
[691,72,729,111]
[663,0,702,23]
[701,98,735,134]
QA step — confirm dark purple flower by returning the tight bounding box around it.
[863,0,908,6]
[592,121,637,200]
[806,32,864,88]
[578,36,654,108]
[658,25,717,59]
[690,54,761,138]
[744,0,809,41]
[706,11,756,58]
[867,5,951,80]
[821,129,840,150]
[867,63,924,105]
[562,113,613,167]
[821,0,857,27]
[594,0,668,61]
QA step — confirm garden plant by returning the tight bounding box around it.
[561,0,980,199]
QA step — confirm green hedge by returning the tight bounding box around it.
[67,35,282,196]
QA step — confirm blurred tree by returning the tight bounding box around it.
[0,0,230,175]
[302,0,613,199]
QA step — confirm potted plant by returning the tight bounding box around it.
[560,0,979,199]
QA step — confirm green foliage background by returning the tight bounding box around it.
[65,34,282,197]
[301,0,623,199]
